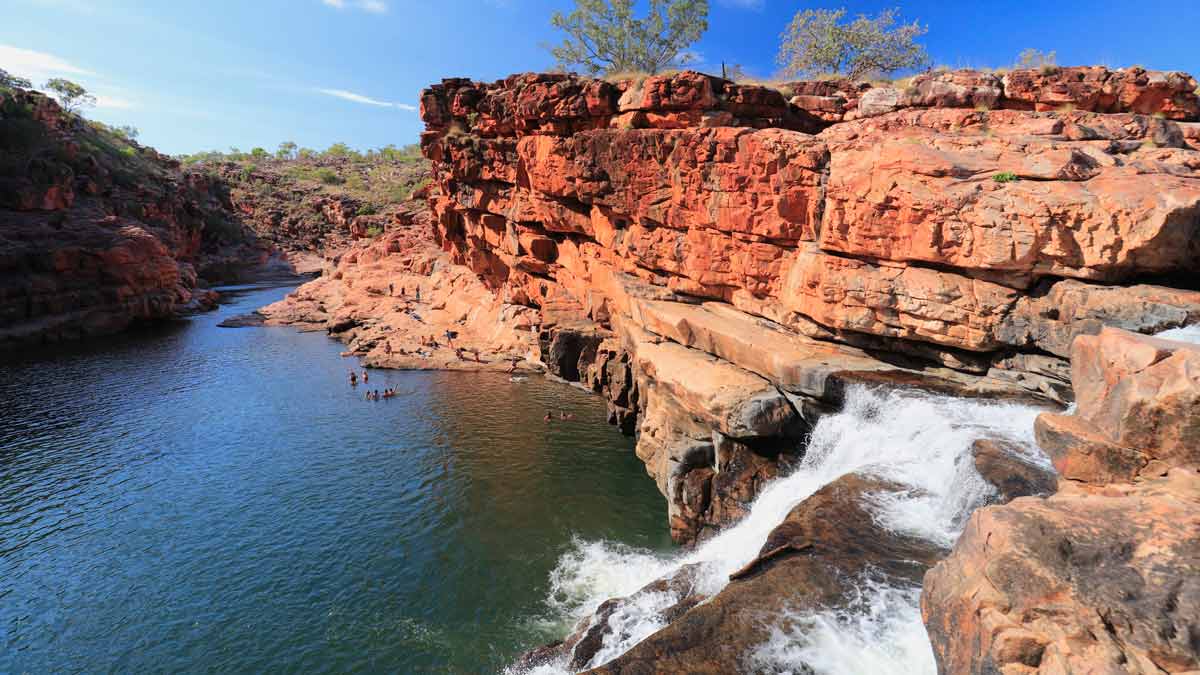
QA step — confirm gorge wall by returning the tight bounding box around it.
[418,66,1200,545]
[0,87,278,347]
[0,85,429,349]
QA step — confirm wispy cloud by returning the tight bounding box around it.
[315,88,416,111]
[95,95,136,110]
[321,0,388,13]
[0,43,143,110]
[718,0,764,9]
[0,43,94,81]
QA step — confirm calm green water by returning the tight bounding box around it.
[0,284,672,674]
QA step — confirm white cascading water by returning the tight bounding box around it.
[519,385,1047,674]
[1157,324,1200,344]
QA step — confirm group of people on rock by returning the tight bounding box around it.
[544,410,575,421]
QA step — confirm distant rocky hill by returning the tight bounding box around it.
[0,84,429,348]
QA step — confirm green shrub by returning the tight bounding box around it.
[1016,49,1057,71]
[119,146,137,158]
[315,167,343,185]
[356,203,378,216]
[364,225,383,237]
[993,171,1019,183]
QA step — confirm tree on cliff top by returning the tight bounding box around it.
[776,7,930,80]
[0,68,33,90]
[44,78,96,113]
[548,0,709,76]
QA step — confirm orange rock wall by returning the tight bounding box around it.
[421,69,1200,380]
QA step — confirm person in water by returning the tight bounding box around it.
[350,371,358,386]
[544,411,552,422]
[362,370,369,383]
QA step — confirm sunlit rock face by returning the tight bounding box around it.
[923,328,1200,675]
[419,67,1200,550]
[0,88,278,347]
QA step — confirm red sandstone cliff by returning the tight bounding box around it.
[0,87,269,347]
[401,65,1200,673]
[417,66,1200,545]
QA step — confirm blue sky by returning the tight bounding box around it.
[2,0,1196,155]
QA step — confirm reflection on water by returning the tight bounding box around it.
[0,284,672,674]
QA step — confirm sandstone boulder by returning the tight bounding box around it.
[922,468,1200,674]
[586,473,942,674]
[1035,328,1200,483]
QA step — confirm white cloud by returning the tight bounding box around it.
[0,43,94,82]
[95,95,136,110]
[718,0,764,9]
[315,88,416,111]
[321,0,388,13]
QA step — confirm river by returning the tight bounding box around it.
[0,283,673,674]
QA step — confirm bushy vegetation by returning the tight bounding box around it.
[777,7,930,80]
[0,68,33,91]
[177,141,422,166]
[44,78,96,113]
[993,171,1019,183]
[548,0,709,75]
[1015,48,1058,74]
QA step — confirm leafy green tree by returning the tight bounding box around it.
[250,147,269,160]
[276,141,298,160]
[44,78,96,113]
[0,68,32,90]
[548,0,709,75]
[114,125,139,140]
[324,142,354,159]
[777,7,929,80]
[297,147,317,160]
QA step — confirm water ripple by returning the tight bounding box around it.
[0,284,671,673]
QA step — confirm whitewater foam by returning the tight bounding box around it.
[1157,324,1200,344]
[527,385,1046,673]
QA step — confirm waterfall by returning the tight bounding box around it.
[1157,324,1200,344]
[521,385,1046,674]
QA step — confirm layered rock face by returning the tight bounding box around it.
[259,207,542,371]
[420,67,1200,544]
[0,88,271,347]
[923,329,1200,674]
